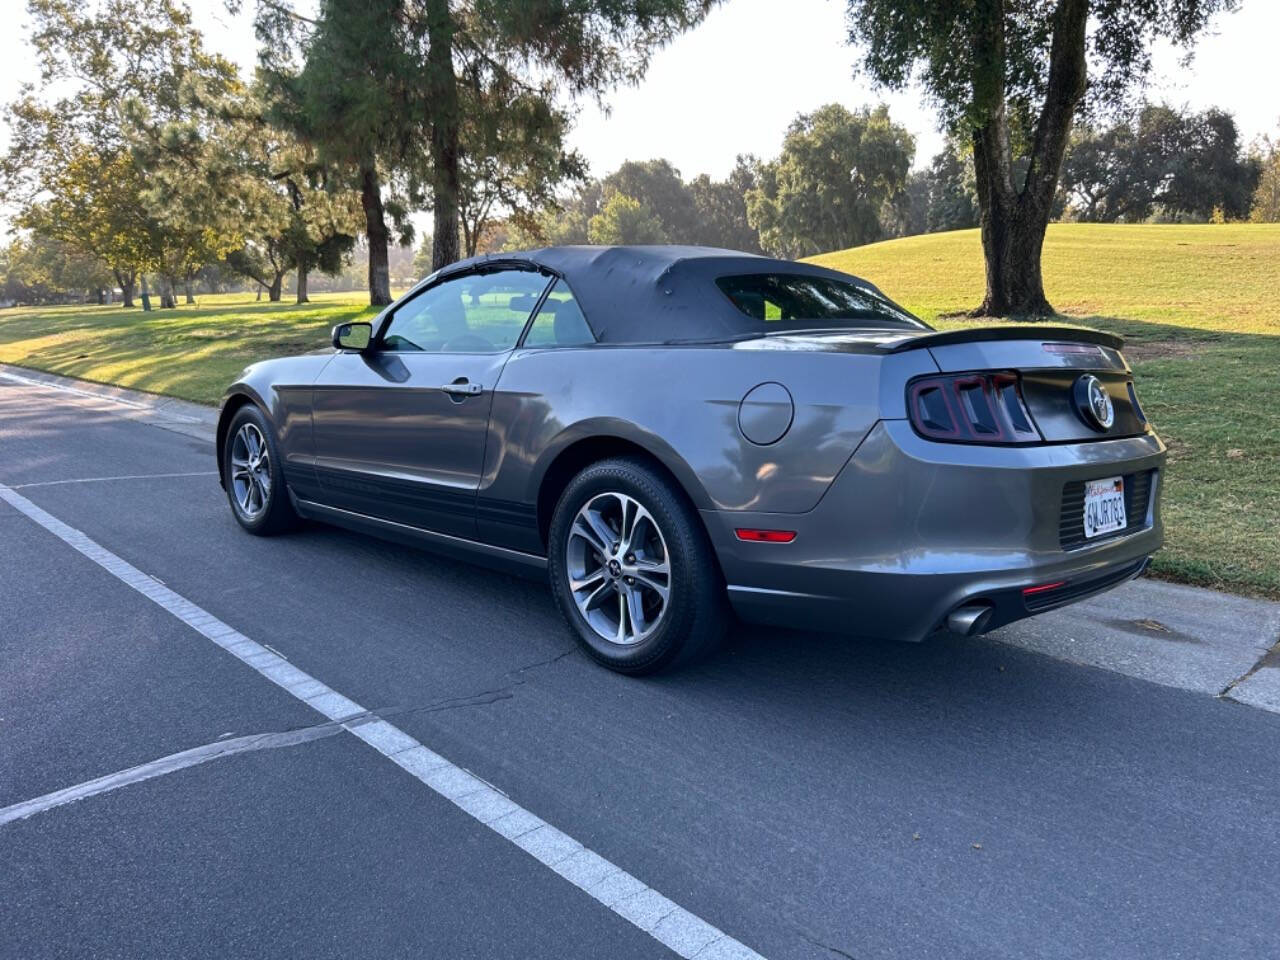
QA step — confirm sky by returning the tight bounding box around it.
[1,0,1277,231]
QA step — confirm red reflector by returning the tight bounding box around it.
[1022,580,1066,596]
[735,528,797,543]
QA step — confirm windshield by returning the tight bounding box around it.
[715,273,925,333]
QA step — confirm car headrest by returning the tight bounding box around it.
[735,291,766,319]
[435,292,467,331]
[552,298,591,345]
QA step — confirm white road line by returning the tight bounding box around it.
[0,481,765,960]
[12,471,217,489]
[0,725,344,827]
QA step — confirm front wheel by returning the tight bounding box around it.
[222,404,297,536]
[547,457,728,674]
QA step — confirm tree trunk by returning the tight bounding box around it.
[426,0,461,271]
[462,217,475,260]
[970,172,1052,316]
[114,268,136,308]
[140,274,152,312]
[967,0,1087,318]
[184,271,195,304]
[361,165,393,306]
[268,272,284,302]
[95,287,106,305]
[296,262,310,304]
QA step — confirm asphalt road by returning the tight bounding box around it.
[2,378,1278,960]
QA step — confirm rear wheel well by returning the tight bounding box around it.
[215,394,256,482]
[536,437,692,548]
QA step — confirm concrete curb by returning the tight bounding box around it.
[5,361,1279,714]
[991,578,1280,708]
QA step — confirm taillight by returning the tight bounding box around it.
[1126,381,1147,423]
[907,372,1042,444]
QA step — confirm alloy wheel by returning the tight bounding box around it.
[566,491,671,645]
[229,422,272,520]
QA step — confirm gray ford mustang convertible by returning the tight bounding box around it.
[218,245,1164,673]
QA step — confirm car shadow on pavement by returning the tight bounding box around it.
[279,519,1275,761]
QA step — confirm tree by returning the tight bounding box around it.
[745,103,913,259]
[601,159,697,241]
[510,157,767,253]
[120,52,363,307]
[251,0,716,288]
[1160,108,1258,221]
[587,192,668,244]
[847,0,1241,316]
[688,156,765,252]
[285,195,361,303]
[255,0,418,306]
[4,0,244,309]
[6,140,153,306]
[897,170,932,237]
[253,1,720,278]
[923,141,979,233]
[455,74,587,258]
[1059,120,1149,222]
[1,233,114,303]
[215,149,360,303]
[1250,135,1280,223]
[422,1,719,270]
[0,244,31,304]
[506,180,604,248]
[891,143,980,239]
[1061,104,1258,223]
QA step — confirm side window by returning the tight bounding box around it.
[523,279,595,348]
[381,268,551,353]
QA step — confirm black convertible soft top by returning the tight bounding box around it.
[432,245,919,344]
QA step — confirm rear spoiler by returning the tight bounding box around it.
[881,324,1124,353]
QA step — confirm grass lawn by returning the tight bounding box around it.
[812,222,1280,599]
[2,224,1277,598]
[0,291,385,406]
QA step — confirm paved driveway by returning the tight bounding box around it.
[2,375,1278,960]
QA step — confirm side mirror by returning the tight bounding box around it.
[332,321,372,351]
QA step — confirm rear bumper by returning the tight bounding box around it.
[703,420,1166,640]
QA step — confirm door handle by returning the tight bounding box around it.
[442,380,483,397]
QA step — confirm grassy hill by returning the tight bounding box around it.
[2,224,1277,597]
[811,223,1280,598]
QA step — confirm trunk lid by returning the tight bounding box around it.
[731,324,1148,443]
[896,325,1146,444]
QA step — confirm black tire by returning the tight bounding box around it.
[222,404,297,536]
[547,456,728,674]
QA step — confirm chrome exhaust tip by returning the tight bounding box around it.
[947,602,995,637]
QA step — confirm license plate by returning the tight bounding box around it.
[1083,476,1126,538]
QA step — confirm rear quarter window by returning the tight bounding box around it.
[715,273,921,329]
